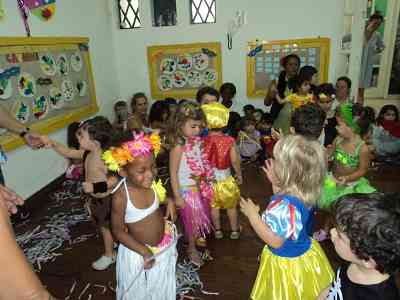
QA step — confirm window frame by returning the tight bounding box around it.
[190,0,216,25]
[118,0,141,30]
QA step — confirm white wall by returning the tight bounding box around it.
[0,0,119,198]
[111,0,344,112]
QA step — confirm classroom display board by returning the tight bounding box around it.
[247,37,330,97]
[0,37,98,151]
[147,42,222,99]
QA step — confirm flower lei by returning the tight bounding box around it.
[102,132,161,172]
[184,136,214,204]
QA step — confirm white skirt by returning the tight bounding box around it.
[116,240,177,300]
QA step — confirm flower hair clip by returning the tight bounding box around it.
[102,132,161,172]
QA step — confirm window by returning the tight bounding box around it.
[152,0,177,27]
[190,0,216,24]
[119,0,141,29]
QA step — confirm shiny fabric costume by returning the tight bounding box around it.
[320,138,376,209]
[251,195,333,300]
[202,102,240,209]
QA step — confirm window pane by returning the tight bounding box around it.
[119,0,141,29]
[152,0,177,27]
[190,0,216,24]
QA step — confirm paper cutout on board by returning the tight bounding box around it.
[12,100,30,123]
[70,52,83,72]
[61,79,75,101]
[172,71,187,88]
[24,0,56,21]
[187,70,203,87]
[247,44,263,57]
[57,54,69,76]
[0,0,5,20]
[18,72,36,97]
[176,54,192,72]
[22,52,39,62]
[192,53,209,71]
[76,80,87,97]
[201,48,216,57]
[49,86,63,109]
[160,58,177,75]
[0,78,12,100]
[39,53,57,76]
[6,54,23,64]
[203,69,217,85]
[158,75,173,91]
[36,77,53,86]
[0,66,21,81]
[32,95,49,120]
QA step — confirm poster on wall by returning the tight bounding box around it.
[147,42,222,99]
[0,37,98,151]
[246,37,330,97]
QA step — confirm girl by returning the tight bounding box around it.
[65,122,83,181]
[321,104,376,209]
[169,101,214,267]
[240,135,333,300]
[372,105,400,157]
[219,82,236,109]
[112,100,129,133]
[202,102,242,239]
[237,117,262,162]
[299,65,318,94]
[280,74,314,109]
[104,132,177,300]
[42,116,117,270]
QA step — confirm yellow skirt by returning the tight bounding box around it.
[211,176,240,209]
[251,239,333,300]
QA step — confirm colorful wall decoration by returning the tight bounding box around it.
[246,37,330,97]
[0,37,98,151]
[147,42,222,99]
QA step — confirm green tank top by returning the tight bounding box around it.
[334,138,364,168]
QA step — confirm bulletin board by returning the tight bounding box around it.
[0,37,98,151]
[147,42,222,99]
[247,37,330,97]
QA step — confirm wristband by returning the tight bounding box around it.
[19,127,30,138]
[93,181,108,193]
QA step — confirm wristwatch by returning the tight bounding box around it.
[19,127,30,138]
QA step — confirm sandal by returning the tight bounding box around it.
[215,229,224,239]
[188,249,204,268]
[230,231,240,240]
[196,237,207,247]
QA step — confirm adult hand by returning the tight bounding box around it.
[0,184,24,215]
[164,198,176,222]
[24,132,45,149]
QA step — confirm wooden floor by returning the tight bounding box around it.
[13,162,400,300]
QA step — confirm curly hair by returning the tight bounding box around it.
[333,192,400,275]
[195,86,220,104]
[79,116,114,150]
[167,101,205,146]
[291,103,326,140]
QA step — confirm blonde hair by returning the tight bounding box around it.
[167,101,205,146]
[273,135,326,206]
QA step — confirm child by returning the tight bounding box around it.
[219,82,236,109]
[128,92,149,132]
[299,65,318,94]
[372,105,400,157]
[237,117,262,161]
[169,101,214,267]
[225,111,241,139]
[65,122,83,181]
[42,117,117,270]
[104,132,177,300]
[202,102,242,239]
[318,193,400,300]
[196,86,219,105]
[240,135,333,300]
[257,113,273,136]
[148,100,170,131]
[252,109,264,125]
[280,74,314,109]
[243,104,255,118]
[320,104,376,209]
[113,100,129,132]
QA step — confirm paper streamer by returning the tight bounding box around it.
[17,0,31,37]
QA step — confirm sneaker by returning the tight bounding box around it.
[230,231,240,240]
[92,254,116,271]
[215,230,224,239]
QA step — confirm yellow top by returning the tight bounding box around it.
[286,93,313,109]
[202,102,229,129]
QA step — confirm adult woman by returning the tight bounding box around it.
[358,12,385,104]
[128,92,150,132]
[336,76,352,104]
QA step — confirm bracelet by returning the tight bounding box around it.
[19,127,30,138]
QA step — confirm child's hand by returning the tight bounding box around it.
[240,197,260,219]
[0,184,24,215]
[262,159,280,193]
[165,198,176,222]
[142,249,155,270]
[39,135,53,148]
[335,176,347,186]
[271,128,282,141]
[235,174,243,185]
[175,195,185,209]
[82,182,94,194]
